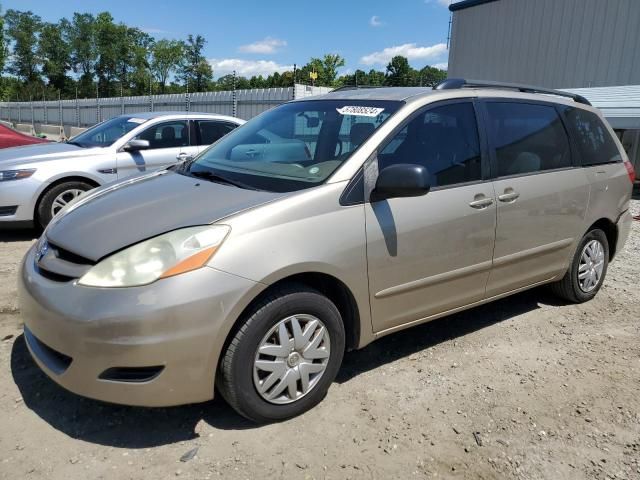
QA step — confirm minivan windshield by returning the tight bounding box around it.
[181,99,402,192]
[69,115,149,148]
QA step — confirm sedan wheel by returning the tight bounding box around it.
[51,189,86,218]
[37,181,95,230]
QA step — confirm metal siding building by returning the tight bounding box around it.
[448,0,640,89]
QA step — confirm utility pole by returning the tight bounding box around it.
[42,86,48,125]
[232,70,237,117]
[96,84,101,123]
[292,64,297,100]
[75,86,80,127]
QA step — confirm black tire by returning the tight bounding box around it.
[217,284,345,423]
[36,181,94,229]
[550,229,609,303]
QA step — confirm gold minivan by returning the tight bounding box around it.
[19,80,634,422]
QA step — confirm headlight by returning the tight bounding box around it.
[0,169,36,181]
[78,225,230,287]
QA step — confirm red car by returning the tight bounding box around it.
[0,124,49,149]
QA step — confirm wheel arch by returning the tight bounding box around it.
[586,217,618,260]
[34,175,101,222]
[220,272,362,362]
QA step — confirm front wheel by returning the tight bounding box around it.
[217,285,345,423]
[550,229,609,303]
[37,181,94,229]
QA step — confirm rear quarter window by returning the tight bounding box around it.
[486,102,572,177]
[562,107,621,166]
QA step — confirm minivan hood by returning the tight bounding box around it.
[45,170,288,262]
[0,142,102,167]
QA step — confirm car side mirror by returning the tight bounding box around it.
[123,139,150,152]
[371,164,431,201]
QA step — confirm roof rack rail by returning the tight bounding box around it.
[331,85,386,92]
[433,78,592,106]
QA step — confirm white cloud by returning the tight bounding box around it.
[140,27,169,34]
[434,62,448,70]
[238,37,287,54]
[425,0,462,6]
[209,58,294,78]
[370,15,383,27]
[360,42,448,66]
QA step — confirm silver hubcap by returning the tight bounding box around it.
[578,239,605,293]
[51,189,85,217]
[253,314,330,405]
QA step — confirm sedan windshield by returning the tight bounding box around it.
[69,115,149,148]
[182,99,402,192]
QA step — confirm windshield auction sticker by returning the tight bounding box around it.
[336,106,385,117]
[127,118,146,124]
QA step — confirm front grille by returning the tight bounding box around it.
[24,326,73,375]
[98,366,165,383]
[50,242,94,266]
[34,265,75,282]
[0,206,18,216]
[36,240,94,282]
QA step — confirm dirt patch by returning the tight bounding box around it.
[0,203,639,479]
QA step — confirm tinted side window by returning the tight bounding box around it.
[379,102,482,187]
[486,102,571,177]
[197,121,237,146]
[562,107,621,166]
[136,121,189,149]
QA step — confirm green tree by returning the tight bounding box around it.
[0,6,7,77]
[67,12,96,97]
[249,75,268,89]
[320,53,345,86]
[150,39,184,93]
[38,20,72,93]
[384,55,412,86]
[94,12,120,96]
[417,65,447,87]
[5,9,42,83]
[117,27,154,95]
[181,34,213,91]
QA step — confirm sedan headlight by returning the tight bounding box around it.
[78,225,230,287]
[0,169,36,181]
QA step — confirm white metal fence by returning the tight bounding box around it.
[0,84,332,130]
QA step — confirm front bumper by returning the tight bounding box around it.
[18,245,261,407]
[0,177,41,223]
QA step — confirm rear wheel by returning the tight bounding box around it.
[37,181,94,229]
[550,229,609,303]
[217,285,345,423]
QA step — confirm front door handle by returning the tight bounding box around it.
[498,190,520,202]
[469,195,494,209]
[176,152,193,161]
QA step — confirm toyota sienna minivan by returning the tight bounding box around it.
[19,79,634,422]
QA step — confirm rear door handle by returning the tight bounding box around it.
[469,196,494,209]
[176,152,192,161]
[498,191,520,202]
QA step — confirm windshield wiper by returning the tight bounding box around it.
[188,170,259,190]
[66,140,86,148]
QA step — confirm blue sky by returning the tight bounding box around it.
[7,0,457,79]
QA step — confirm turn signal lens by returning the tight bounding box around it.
[0,169,36,182]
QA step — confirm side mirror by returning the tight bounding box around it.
[371,164,431,201]
[123,139,150,152]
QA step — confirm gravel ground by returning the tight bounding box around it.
[0,199,639,480]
